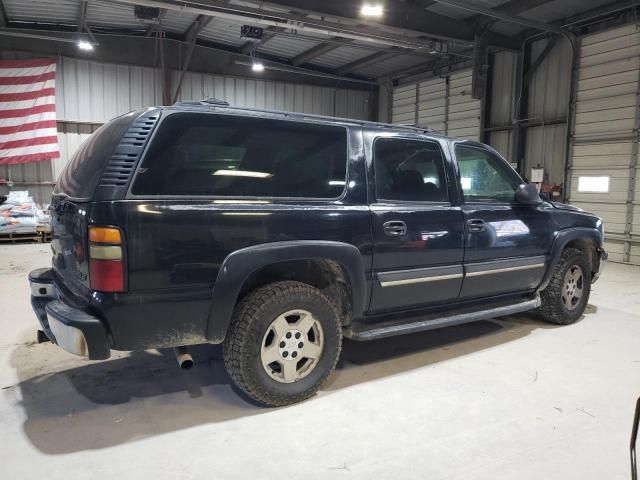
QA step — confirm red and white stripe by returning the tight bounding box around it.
[0,58,59,165]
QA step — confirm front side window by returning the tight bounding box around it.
[374,138,449,202]
[455,145,521,202]
[132,113,347,198]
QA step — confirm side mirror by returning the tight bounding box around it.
[539,191,550,202]
[514,183,542,205]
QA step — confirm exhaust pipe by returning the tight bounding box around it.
[174,346,194,370]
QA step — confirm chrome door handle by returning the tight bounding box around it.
[467,219,485,233]
[383,220,407,237]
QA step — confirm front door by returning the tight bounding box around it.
[369,136,464,313]
[453,143,554,299]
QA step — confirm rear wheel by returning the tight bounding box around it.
[223,281,342,406]
[538,248,591,325]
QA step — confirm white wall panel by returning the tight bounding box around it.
[391,83,417,124]
[569,24,640,264]
[172,70,370,120]
[392,69,481,140]
[56,57,164,123]
[0,51,371,206]
[417,77,446,133]
[447,70,481,141]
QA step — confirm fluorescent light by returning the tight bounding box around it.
[213,169,272,178]
[77,40,94,51]
[252,62,265,72]
[361,3,383,16]
[328,180,346,186]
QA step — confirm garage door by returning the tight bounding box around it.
[391,83,417,124]
[568,24,640,264]
[447,70,481,141]
[391,70,481,140]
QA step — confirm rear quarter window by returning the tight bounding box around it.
[131,112,348,199]
[54,111,140,200]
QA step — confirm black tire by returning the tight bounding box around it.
[538,247,591,325]
[223,281,342,407]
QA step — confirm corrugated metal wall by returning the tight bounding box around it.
[417,77,447,133]
[568,24,640,264]
[487,51,518,158]
[523,37,571,184]
[0,53,372,206]
[171,70,370,119]
[391,69,481,140]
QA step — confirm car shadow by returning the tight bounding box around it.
[7,311,572,455]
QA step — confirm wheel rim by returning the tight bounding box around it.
[562,265,584,311]
[260,309,324,384]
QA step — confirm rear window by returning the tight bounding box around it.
[131,113,348,198]
[54,111,139,200]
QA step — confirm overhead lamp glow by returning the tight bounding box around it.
[251,62,265,72]
[361,3,383,16]
[77,40,94,51]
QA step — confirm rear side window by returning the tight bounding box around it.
[374,138,449,202]
[54,111,139,200]
[131,113,348,198]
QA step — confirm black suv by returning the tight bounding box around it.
[29,102,606,406]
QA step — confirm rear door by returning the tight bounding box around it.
[368,134,464,313]
[453,143,553,299]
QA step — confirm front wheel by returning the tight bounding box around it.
[538,248,591,325]
[223,281,342,407]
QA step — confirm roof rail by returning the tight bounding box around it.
[171,100,437,135]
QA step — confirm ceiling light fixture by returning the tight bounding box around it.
[77,40,94,51]
[361,3,383,17]
[251,62,265,72]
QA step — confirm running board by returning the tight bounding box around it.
[344,296,541,341]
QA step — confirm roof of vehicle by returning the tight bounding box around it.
[161,99,458,140]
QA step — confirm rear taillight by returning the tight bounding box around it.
[88,226,125,292]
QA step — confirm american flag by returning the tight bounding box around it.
[0,58,59,165]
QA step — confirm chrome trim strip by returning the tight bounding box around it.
[465,263,545,277]
[380,273,463,287]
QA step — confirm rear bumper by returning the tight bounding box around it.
[592,248,607,284]
[29,268,111,360]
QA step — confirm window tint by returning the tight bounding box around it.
[55,111,139,200]
[131,113,347,198]
[374,138,449,202]
[455,145,521,202]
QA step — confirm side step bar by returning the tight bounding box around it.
[344,296,541,341]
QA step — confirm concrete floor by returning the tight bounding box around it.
[1,244,639,479]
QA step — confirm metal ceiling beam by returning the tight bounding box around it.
[558,0,637,27]
[290,37,352,66]
[174,14,213,102]
[109,0,517,50]
[240,27,283,55]
[335,50,399,75]
[428,0,569,35]
[77,0,88,32]
[184,14,212,41]
[523,35,557,87]
[145,8,167,37]
[0,1,8,28]
[252,0,519,49]
[488,0,554,16]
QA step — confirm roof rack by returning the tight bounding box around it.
[169,100,437,135]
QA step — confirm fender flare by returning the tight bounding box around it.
[205,241,368,342]
[538,227,603,291]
